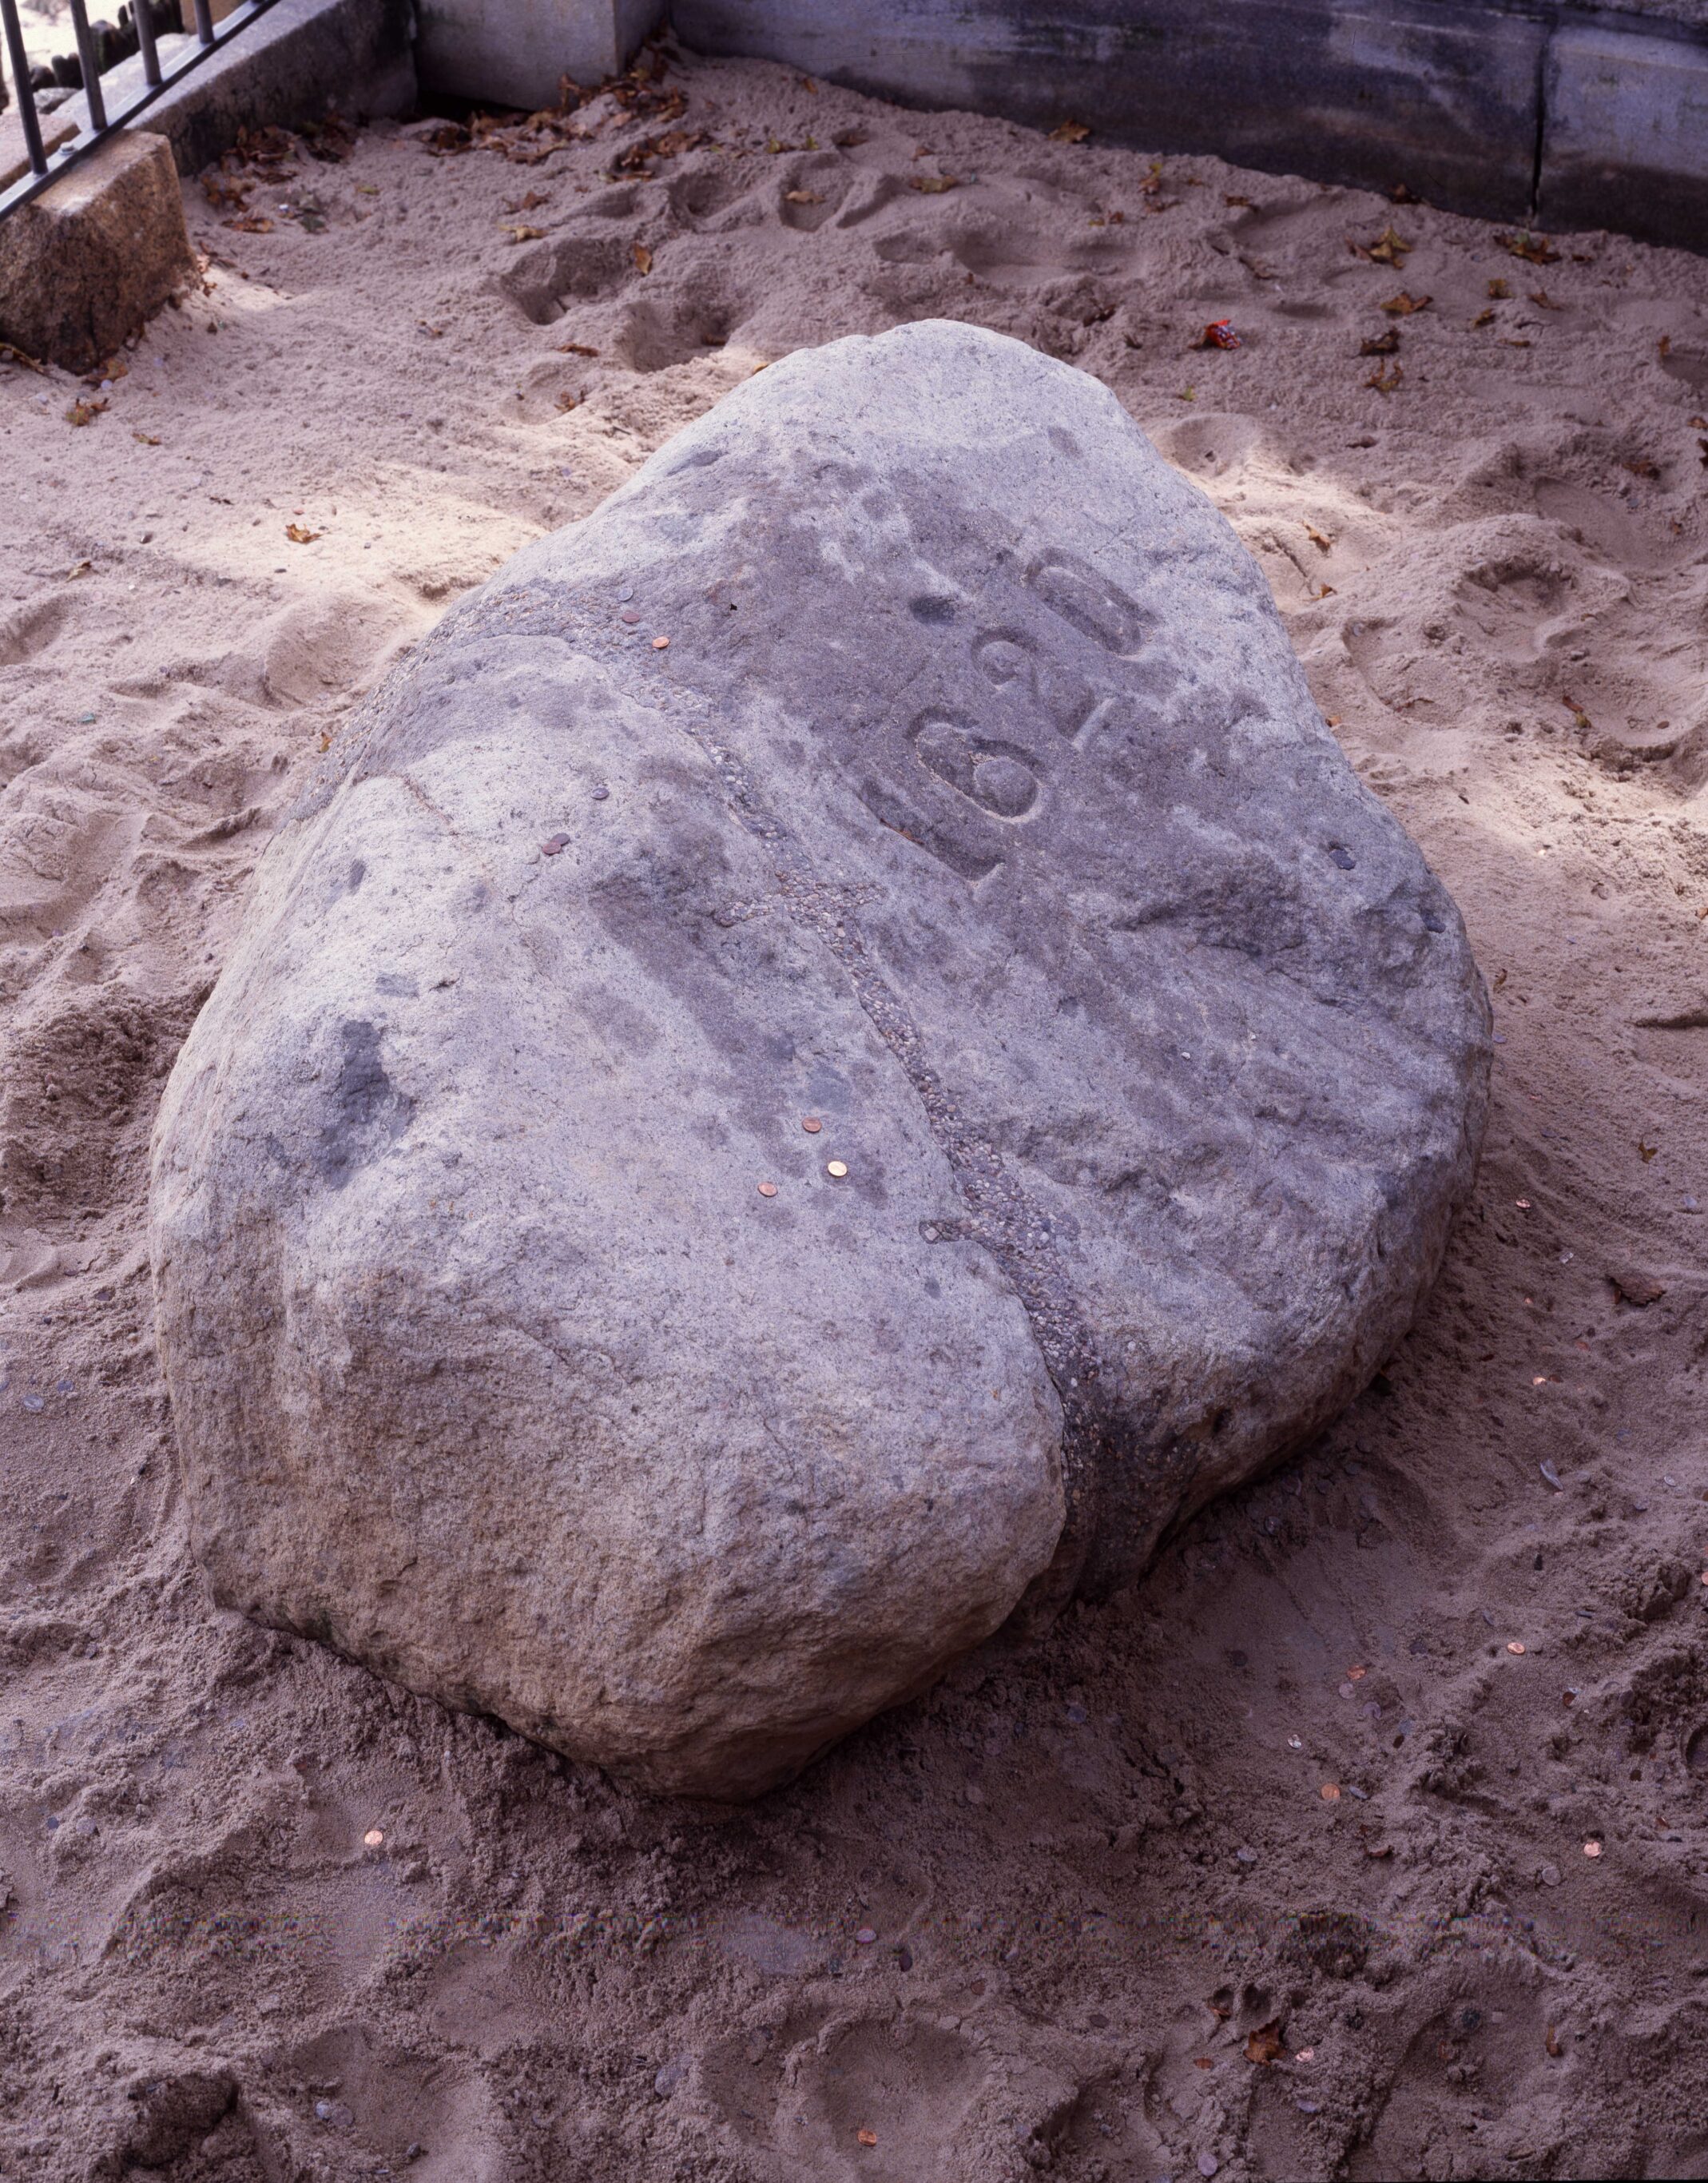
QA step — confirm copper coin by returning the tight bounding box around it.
[757,1182,778,1198]
[802,1117,822,1134]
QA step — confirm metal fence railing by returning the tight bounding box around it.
[1,0,283,222]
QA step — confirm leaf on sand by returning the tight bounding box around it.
[557,341,598,356]
[65,398,107,426]
[1360,327,1400,355]
[784,188,824,205]
[1496,230,1559,264]
[632,241,653,272]
[224,215,275,233]
[856,2130,878,2148]
[285,523,321,543]
[1380,290,1430,315]
[1364,362,1404,394]
[502,224,546,242]
[1638,1140,1658,1163]
[1049,120,1090,143]
[133,431,162,446]
[909,175,958,193]
[1246,2020,1285,2066]
[555,391,580,412]
[1487,277,1511,298]
[1305,525,1333,553]
[1545,2025,1563,2058]
[0,341,46,374]
[1351,224,1410,266]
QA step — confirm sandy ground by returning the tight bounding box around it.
[3,42,1708,2183]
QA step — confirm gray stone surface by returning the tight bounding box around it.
[673,0,1708,249]
[150,322,1489,1799]
[1540,24,1708,245]
[417,0,665,108]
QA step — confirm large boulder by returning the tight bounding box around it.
[149,321,1489,1799]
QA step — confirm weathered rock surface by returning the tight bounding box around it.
[149,321,1489,1799]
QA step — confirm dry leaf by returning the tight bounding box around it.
[1313,583,1337,600]
[0,340,46,373]
[67,559,93,579]
[783,188,824,205]
[1245,2019,1285,2066]
[555,391,580,412]
[1306,524,1333,553]
[909,175,958,194]
[1487,277,1511,298]
[1049,120,1090,143]
[1472,308,1496,328]
[505,190,550,213]
[224,215,275,233]
[1360,326,1400,356]
[1352,223,1410,266]
[285,523,321,543]
[1501,336,1532,349]
[1639,1140,1658,1162]
[557,340,598,356]
[1625,456,1661,479]
[1496,230,1559,264]
[1364,362,1404,394]
[1193,2057,1215,2070]
[418,320,446,337]
[65,398,107,427]
[1529,287,1562,309]
[832,128,868,148]
[1380,290,1431,315]
[132,431,162,446]
[632,241,653,272]
[502,223,546,242]
[1225,193,1253,207]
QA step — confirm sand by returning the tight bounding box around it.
[2,41,1707,2183]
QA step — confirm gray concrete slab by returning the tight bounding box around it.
[673,0,1549,219]
[1540,22,1708,247]
[415,0,665,108]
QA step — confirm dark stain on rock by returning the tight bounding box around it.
[316,1020,414,1189]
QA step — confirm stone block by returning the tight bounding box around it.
[0,129,194,372]
[415,0,665,108]
[673,0,1547,220]
[1540,23,1708,251]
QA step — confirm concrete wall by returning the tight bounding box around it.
[670,0,1708,250]
[415,0,665,106]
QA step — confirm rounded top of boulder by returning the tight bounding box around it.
[152,322,1488,1797]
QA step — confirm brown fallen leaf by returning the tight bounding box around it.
[1658,334,1672,358]
[1625,456,1660,479]
[1472,308,1496,328]
[224,214,275,233]
[418,320,446,337]
[1360,327,1400,356]
[65,397,107,427]
[1488,276,1511,298]
[505,190,550,213]
[285,523,321,543]
[1305,524,1333,553]
[1313,583,1337,600]
[1049,120,1090,143]
[1364,362,1404,394]
[555,391,579,412]
[1545,2025,1563,2058]
[1224,193,1253,207]
[909,174,958,193]
[557,340,598,356]
[783,188,824,205]
[1351,223,1410,266]
[632,241,653,272]
[1246,2019,1285,2066]
[1529,287,1562,310]
[0,339,46,373]
[502,223,546,242]
[1193,2057,1215,2070]
[1500,337,1532,349]
[132,431,162,446]
[67,559,93,579]
[1497,229,1559,264]
[832,128,868,148]
[1638,1140,1658,1163]
[1380,290,1431,315]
